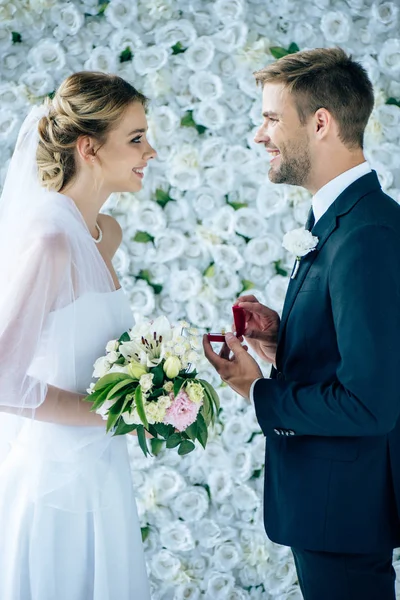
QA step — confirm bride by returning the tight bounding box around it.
[0,71,156,599]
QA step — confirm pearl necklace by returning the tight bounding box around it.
[93,222,103,244]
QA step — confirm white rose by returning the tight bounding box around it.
[28,39,66,72]
[256,185,287,217]
[154,19,197,47]
[365,142,399,171]
[104,0,137,28]
[231,447,253,482]
[214,0,245,23]
[151,467,186,502]
[193,102,226,130]
[235,208,268,239]
[168,166,202,191]
[222,415,252,446]
[133,200,167,236]
[374,104,400,141]
[187,296,217,329]
[199,137,227,166]
[266,275,290,312]
[84,46,117,73]
[214,542,243,572]
[206,572,235,599]
[378,38,400,76]
[174,583,201,600]
[148,106,179,139]
[159,521,195,552]
[151,550,181,582]
[167,267,203,302]
[189,71,223,101]
[208,470,233,502]
[320,11,352,43]
[212,23,248,53]
[207,265,242,300]
[110,29,143,53]
[217,55,237,79]
[204,163,235,192]
[240,263,275,288]
[154,231,187,262]
[172,487,209,522]
[139,373,154,393]
[0,83,25,109]
[93,356,111,378]
[134,46,169,75]
[371,1,399,32]
[84,19,113,43]
[282,227,319,257]
[195,518,222,548]
[128,280,155,317]
[243,234,283,266]
[190,188,226,220]
[202,205,237,240]
[50,3,83,35]
[0,27,12,52]
[211,244,245,271]
[265,558,298,596]
[185,36,215,71]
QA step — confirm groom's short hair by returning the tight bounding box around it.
[254,47,374,149]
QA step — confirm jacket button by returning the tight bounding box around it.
[288,430,295,436]
[273,428,281,435]
[276,371,284,381]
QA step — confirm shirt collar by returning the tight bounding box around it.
[312,162,372,224]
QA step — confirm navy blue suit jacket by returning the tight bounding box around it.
[253,171,400,553]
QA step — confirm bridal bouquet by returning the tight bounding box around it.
[86,317,219,457]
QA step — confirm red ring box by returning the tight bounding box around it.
[207,305,246,342]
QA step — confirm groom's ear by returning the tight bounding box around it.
[313,108,333,141]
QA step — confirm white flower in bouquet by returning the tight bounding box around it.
[185,36,215,71]
[134,46,169,76]
[93,356,112,378]
[28,39,66,72]
[320,11,352,43]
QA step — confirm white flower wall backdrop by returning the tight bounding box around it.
[1,0,400,598]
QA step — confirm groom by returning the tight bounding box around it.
[204,47,400,600]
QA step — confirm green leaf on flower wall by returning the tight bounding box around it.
[97,0,110,16]
[288,42,300,53]
[137,270,163,295]
[48,91,55,100]
[180,110,207,135]
[204,263,215,277]
[228,201,248,210]
[241,279,255,292]
[119,46,133,63]
[12,32,22,44]
[386,97,400,108]
[274,260,288,277]
[141,526,150,542]
[155,188,174,208]
[133,231,155,243]
[269,46,290,59]
[171,41,187,55]
[178,439,195,455]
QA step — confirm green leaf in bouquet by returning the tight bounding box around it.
[141,526,150,542]
[135,385,149,429]
[166,433,183,449]
[114,356,126,365]
[106,408,121,433]
[113,418,138,436]
[106,378,136,400]
[150,438,165,456]
[107,396,130,415]
[178,439,195,455]
[201,391,212,426]
[151,362,165,388]
[147,387,165,400]
[137,425,150,456]
[93,372,131,392]
[173,377,185,397]
[153,423,174,439]
[198,379,220,413]
[118,331,130,343]
[180,370,198,379]
[270,46,290,59]
[185,421,198,441]
[87,384,115,411]
[196,412,208,449]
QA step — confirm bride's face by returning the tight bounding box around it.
[95,101,156,194]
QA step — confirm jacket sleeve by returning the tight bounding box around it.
[253,224,400,437]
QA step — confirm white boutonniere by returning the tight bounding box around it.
[282,228,319,279]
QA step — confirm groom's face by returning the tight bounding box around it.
[254,82,312,187]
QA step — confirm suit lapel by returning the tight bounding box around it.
[276,170,382,354]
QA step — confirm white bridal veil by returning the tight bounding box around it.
[0,104,119,510]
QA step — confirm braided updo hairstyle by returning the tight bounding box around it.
[37,71,148,192]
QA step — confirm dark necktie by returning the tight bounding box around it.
[305,206,315,231]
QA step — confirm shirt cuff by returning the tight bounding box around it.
[249,378,262,406]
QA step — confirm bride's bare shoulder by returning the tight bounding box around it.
[97,214,122,257]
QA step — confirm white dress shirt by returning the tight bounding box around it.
[249,161,372,403]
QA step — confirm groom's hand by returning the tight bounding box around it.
[203,332,263,399]
[235,295,280,366]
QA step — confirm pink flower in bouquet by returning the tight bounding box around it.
[164,389,200,432]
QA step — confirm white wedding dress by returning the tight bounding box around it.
[0,289,151,600]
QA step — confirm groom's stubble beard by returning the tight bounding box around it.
[268,131,312,188]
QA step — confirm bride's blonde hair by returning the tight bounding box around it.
[37,71,148,192]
